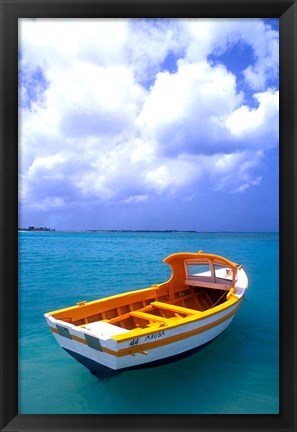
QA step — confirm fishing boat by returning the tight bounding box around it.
[44,251,248,374]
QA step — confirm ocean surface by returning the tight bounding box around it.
[18,231,279,414]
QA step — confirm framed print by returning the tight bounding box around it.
[1,0,296,431]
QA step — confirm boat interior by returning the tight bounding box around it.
[52,285,230,333]
[84,286,228,330]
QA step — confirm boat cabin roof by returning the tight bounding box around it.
[163,251,239,289]
[164,251,238,268]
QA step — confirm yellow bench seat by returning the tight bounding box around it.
[150,301,199,316]
[129,310,168,323]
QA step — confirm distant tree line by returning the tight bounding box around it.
[19,226,55,231]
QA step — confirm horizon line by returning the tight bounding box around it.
[18,228,279,233]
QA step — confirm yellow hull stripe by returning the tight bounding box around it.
[49,299,242,358]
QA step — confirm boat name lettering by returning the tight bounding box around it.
[144,331,165,342]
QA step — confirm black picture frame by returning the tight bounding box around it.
[1,1,296,431]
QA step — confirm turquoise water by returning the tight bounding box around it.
[18,231,279,414]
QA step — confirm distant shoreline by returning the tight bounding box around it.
[18,228,198,233]
[18,229,279,234]
[19,228,56,232]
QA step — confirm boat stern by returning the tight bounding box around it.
[44,312,123,372]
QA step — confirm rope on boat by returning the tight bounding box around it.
[210,290,228,309]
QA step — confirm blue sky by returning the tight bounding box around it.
[18,18,279,231]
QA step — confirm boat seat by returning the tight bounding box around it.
[150,301,198,315]
[185,278,231,290]
[129,310,168,323]
[82,321,130,340]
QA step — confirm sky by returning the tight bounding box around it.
[18,18,279,231]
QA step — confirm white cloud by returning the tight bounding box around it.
[144,157,202,195]
[137,60,241,156]
[19,18,279,213]
[233,183,250,193]
[184,18,279,90]
[232,176,262,193]
[208,150,264,192]
[123,194,149,204]
[29,197,65,210]
[29,154,67,171]
[127,19,186,84]
[226,89,279,146]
